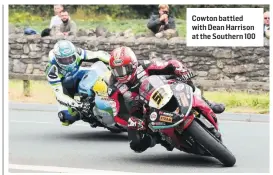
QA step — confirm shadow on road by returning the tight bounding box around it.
[125,153,226,168]
[61,131,129,142]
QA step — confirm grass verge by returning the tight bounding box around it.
[10,19,186,38]
[204,91,269,114]
[9,79,269,114]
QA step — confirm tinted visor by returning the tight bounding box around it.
[56,55,76,65]
[112,65,133,77]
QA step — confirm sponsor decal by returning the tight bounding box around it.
[150,112,157,121]
[159,115,173,123]
[128,118,137,127]
[100,97,111,101]
[159,111,173,117]
[152,122,165,126]
[113,59,123,66]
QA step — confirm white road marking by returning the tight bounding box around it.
[9,164,131,174]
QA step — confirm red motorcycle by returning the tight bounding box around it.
[137,75,236,167]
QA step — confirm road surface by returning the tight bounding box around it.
[9,108,269,173]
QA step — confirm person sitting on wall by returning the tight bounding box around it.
[50,10,77,36]
[49,4,64,28]
[147,4,178,39]
[60,10,77,36]
[264,11,270,39]
[41,4,64,37]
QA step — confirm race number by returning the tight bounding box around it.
[151,88,166,105]
[152,91,163,105]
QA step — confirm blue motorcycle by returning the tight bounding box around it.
[71,61,127,133]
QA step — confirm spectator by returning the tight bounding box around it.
[147,4,177,38]
[49,5,64,28]
[264,11,270,39]
[41,5,63,37]
[59,10,77,36]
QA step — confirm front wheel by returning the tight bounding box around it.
[109,129,122,133]
[107,127,124,133]
[186,120,236,167]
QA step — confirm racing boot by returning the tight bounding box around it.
[186,80,225,115]
[202,96,225,115]
[58,108,81,126]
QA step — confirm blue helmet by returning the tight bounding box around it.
[53,40,78,72]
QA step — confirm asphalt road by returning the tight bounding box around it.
[9,108,270,173]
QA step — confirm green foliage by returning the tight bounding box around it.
[9,18,186,38]
[9,11,43,24]
[8,4,268,39]
[9,4,270,20]
[9,5,53,18]
[204,91,269,114]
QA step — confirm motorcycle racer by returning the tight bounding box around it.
[107,46,224,153]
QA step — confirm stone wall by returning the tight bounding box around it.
[9,34,270,92]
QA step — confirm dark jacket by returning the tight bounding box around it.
[147,14,176,34]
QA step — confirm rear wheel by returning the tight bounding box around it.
[186,120,236,167]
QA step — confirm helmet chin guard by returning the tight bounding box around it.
[109,46,138,84]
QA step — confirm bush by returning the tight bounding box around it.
[9,11,43,24]
[9,5,270,20]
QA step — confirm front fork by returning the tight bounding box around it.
[192,111,222,141]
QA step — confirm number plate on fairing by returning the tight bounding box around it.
[149,85,173,109]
